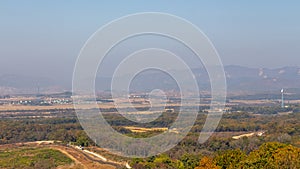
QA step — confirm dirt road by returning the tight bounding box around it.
[0,142,119,169]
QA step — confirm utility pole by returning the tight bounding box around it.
[37,84,40,96]
[281,89,284,108]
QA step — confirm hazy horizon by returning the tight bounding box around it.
[1,1,300,80]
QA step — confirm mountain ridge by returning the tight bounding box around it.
[1,65,300,94]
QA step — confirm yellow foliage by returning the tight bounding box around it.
[195,157,220,169]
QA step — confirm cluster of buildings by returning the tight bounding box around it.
[0,97,72,106]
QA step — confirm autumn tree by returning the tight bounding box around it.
[195,157,220,169]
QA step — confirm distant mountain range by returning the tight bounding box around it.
[224,65,300,92]
[96,65,300,93]
[1,65,300,95]
[0,74,63,95]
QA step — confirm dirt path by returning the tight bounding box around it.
[49,146,85,169]
[44,145,118,169]
[0,142,117,169]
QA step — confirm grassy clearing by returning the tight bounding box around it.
[0,147,73,169]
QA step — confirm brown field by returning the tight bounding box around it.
[0,102,208,112]
[124,126,168,133]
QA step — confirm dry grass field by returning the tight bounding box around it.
[124,126,168,133]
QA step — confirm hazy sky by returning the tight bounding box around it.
[0,1,300,81]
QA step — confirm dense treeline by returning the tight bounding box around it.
[1,110,299,147]
[229,93,300,100]
[131,142,300,169]
[0,118,91,146]
[230,106,295,114]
